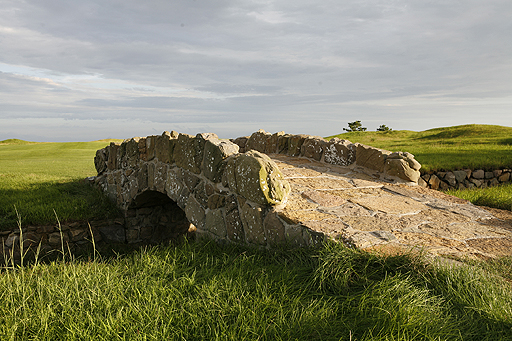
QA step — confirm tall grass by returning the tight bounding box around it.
[0,240,510,340]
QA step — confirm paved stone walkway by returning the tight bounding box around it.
[270,154,512,260]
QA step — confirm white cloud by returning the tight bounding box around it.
[0,0,511,141]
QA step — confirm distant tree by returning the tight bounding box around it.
[377,124,392,132]
[343,121,367,132]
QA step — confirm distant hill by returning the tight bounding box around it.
[0,138,124,145]
[0,139,37,145]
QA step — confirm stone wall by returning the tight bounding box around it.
[1,129,424,263]
[92,131,292,248]
[231,129,421,183]
[420,169,512,190]
[90,129,421,248]
[0,219,125,265]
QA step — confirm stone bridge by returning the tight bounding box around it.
[93,130,512,259]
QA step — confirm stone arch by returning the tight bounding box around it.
[94,129,424,249]
[93,131,292,248]
[125,189,192,244]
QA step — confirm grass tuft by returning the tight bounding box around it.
[0,240,510,340]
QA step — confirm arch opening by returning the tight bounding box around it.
[125,190,192,244]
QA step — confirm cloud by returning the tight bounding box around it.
[0,0,511,141]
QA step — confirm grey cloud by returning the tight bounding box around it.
[1,0,511,141]
[194,83,282,95]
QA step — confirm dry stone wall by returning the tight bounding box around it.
[0,219,125,265]
[420,169,512,190]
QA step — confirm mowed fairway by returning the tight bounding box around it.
[0,139,122,229]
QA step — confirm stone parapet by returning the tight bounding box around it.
[232,129,421,184]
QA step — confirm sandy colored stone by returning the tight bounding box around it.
[300,218,347,238]
[466,238,512,256]
[322,165,353,176]
[284,192,319,210]
[281,167,324,178]
[416,221,512,240]
[328,187,386,200]
[350,178,382,188]
[340,215,400,232]
[402,184,469,204]
[272,155,313,166]
[350,195,427,215]
[394,232,468,249]
[478,207,512,231]
[400,207,470,226]
[287,177,354,190]
[324,201,374,217]
[362,243,424,257]
[278,210,337,225]
[301,190,347,207]
[427,202,494,220]
[343,230,389,248]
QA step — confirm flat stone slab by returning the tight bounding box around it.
[269,154,512,260]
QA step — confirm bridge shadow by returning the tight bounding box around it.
[126,190,193,245]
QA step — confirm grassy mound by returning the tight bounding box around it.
[0,139,37,145]
[328,124,512,172]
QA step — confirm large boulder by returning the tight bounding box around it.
[324,138,356,166]
[355,143,391,172]
[224,150,290,206]
[384,152,421,183]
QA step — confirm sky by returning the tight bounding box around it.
[1,0,511,142]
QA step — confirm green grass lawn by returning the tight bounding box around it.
[1,240,511,340]
[328,124,512,172]
[1,130,512,339]
[0,140,122,229]
[446,183,512,212]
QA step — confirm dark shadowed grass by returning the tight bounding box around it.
[0,140,122,230]
[0,177,120,228]
[1,240,511,340]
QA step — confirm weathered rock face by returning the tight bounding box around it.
[224,151,290,206]
[93,131,294,248]
[232,129,422,183]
